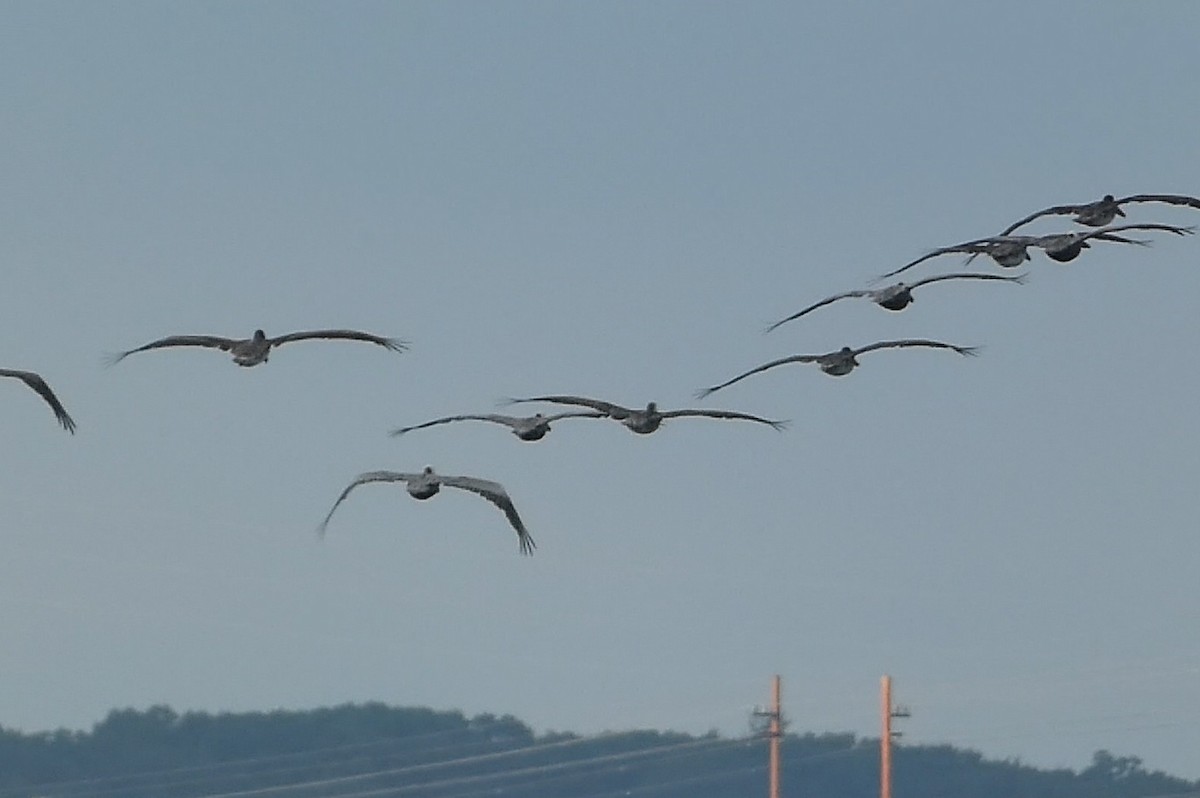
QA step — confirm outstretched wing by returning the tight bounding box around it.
[269,329,408,352]
[0,369,77,433]
[1118,193,1200,211]
[1071,232,1149,247]
[908,272,1029,290]
[317,470,419,536]
[853,339,980,358]
[765,289,872,333]
[544,410,608,422]
[998,202,1096,235]
[439,476,536,556]
[696,354,821,399]
[502,395,630,417]
[873,240,996,283]
[1078,222,1195,241]
[104,335,237,365]
[659,408,789,430]
[391,411,605,437]
[389,414,512,437]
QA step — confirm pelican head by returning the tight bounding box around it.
[1099,194,1124,215]
[252,329,267,341]
[407,466,440,500]
[645,402,658,414]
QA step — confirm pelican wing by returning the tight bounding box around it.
[502,395,630,417]
[389,411,603,437]
[765,289,872,333]
[544,410,608,422]
[105,335,238,365]
[1118,193,1200,211]
[998,202,1096,235]
[1078,222,1195,241]
[659,408,789,430]
[873,240,999,283]
[268,329,408,352]
[439,476,536,555]
[317,470,421,536]
[853,339,980,358]
[389,414,514,437]
[0,369,77,433]
[908,272,1029,289]
[696,354,821,399]
[1067,232,1149,247]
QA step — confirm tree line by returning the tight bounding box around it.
[0,703,1193,798]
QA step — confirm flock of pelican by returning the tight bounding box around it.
[6,191,1197,554]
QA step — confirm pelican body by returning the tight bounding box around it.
[319,467,535,556]
[108,328,408,367]
[877,223,1193,282]
[766,272,1026,332]
[999,193,1200,235]
[697,339,978,398]
[503,396,787,434]
[390,411,603,441]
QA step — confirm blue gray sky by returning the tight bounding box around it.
[3,0,1199,780]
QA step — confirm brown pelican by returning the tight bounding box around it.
[1,369,76,433]
[389,411,604,441]
[998,193,1200,235]
[877,223,1192,281]
[766,272,1027,332]
[697,339,978,398]
[106,328,408,367]
[319,467,535,555]
[502,396,787,434]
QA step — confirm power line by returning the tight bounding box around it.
[0,720,527,798]
[187,733,734,798]
[310,736,862,798]
[53,737,505,798]
[311,737,756,798]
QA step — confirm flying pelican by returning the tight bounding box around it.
[876,223,1192,282]
[697,340,978,398]
[1,369,76,433]
[766,272,1027,332]
[106,328,407,367]
[319,467,535,555]
[502,396,787,434]
[998,193,1200,235]
[390,411,604,441]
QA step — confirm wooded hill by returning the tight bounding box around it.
[0,703,1193,798]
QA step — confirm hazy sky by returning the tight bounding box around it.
[3,0,1199,781]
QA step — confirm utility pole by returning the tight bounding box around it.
[880,675,910,798]
[752,675,784,798]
